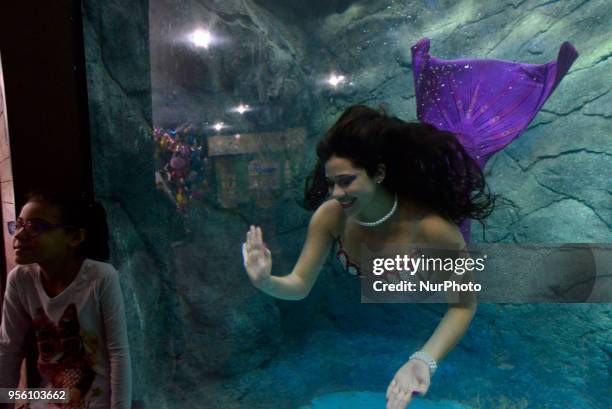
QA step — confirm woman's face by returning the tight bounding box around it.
[324,155,380,216]
[12,201,81,265]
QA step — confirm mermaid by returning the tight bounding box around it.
[242,38,577,409]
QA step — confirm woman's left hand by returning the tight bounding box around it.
[386,358,431,409]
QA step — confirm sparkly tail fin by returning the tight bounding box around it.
[410,38,578,242]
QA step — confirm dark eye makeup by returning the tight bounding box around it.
[339,175,356,186]
[326,175,357,192]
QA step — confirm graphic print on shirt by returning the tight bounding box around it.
[33,304,98,409]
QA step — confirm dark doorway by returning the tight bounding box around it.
[0,0,93,388]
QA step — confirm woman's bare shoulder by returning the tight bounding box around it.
[312,199,345,238]
[417,213,465,246]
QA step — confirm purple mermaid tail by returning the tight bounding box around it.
[410,38,578,242]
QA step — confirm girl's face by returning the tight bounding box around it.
[324,154,381,216]
[12,201,83,266]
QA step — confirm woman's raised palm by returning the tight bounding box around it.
[242,225,272,288]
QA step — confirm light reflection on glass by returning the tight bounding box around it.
[190,29,212,48]
[232,104,251,114]
[327,74,346,87]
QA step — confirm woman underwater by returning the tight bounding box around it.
[242,38,577,409]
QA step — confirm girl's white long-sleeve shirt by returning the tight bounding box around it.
[0,259,131,409]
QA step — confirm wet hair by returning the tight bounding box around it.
[303,105,495,223]
[24,190,110,261]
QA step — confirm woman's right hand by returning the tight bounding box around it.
[242,225,272,289]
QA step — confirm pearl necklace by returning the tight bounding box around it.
[354,193,398,227]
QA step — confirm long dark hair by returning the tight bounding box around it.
[25,190,110,261]
[303,105,494,224]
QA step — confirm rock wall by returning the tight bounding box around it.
[83,1,285,407]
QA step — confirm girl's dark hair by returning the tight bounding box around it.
[25,190,110,261]
[303,105,495,224]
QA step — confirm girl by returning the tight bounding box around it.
[242,38,576,409]
[0,191,131,409]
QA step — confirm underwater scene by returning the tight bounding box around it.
[80,0,611,408]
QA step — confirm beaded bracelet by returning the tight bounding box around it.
[409,351,438,376]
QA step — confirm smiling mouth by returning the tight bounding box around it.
[339,198,356,209]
